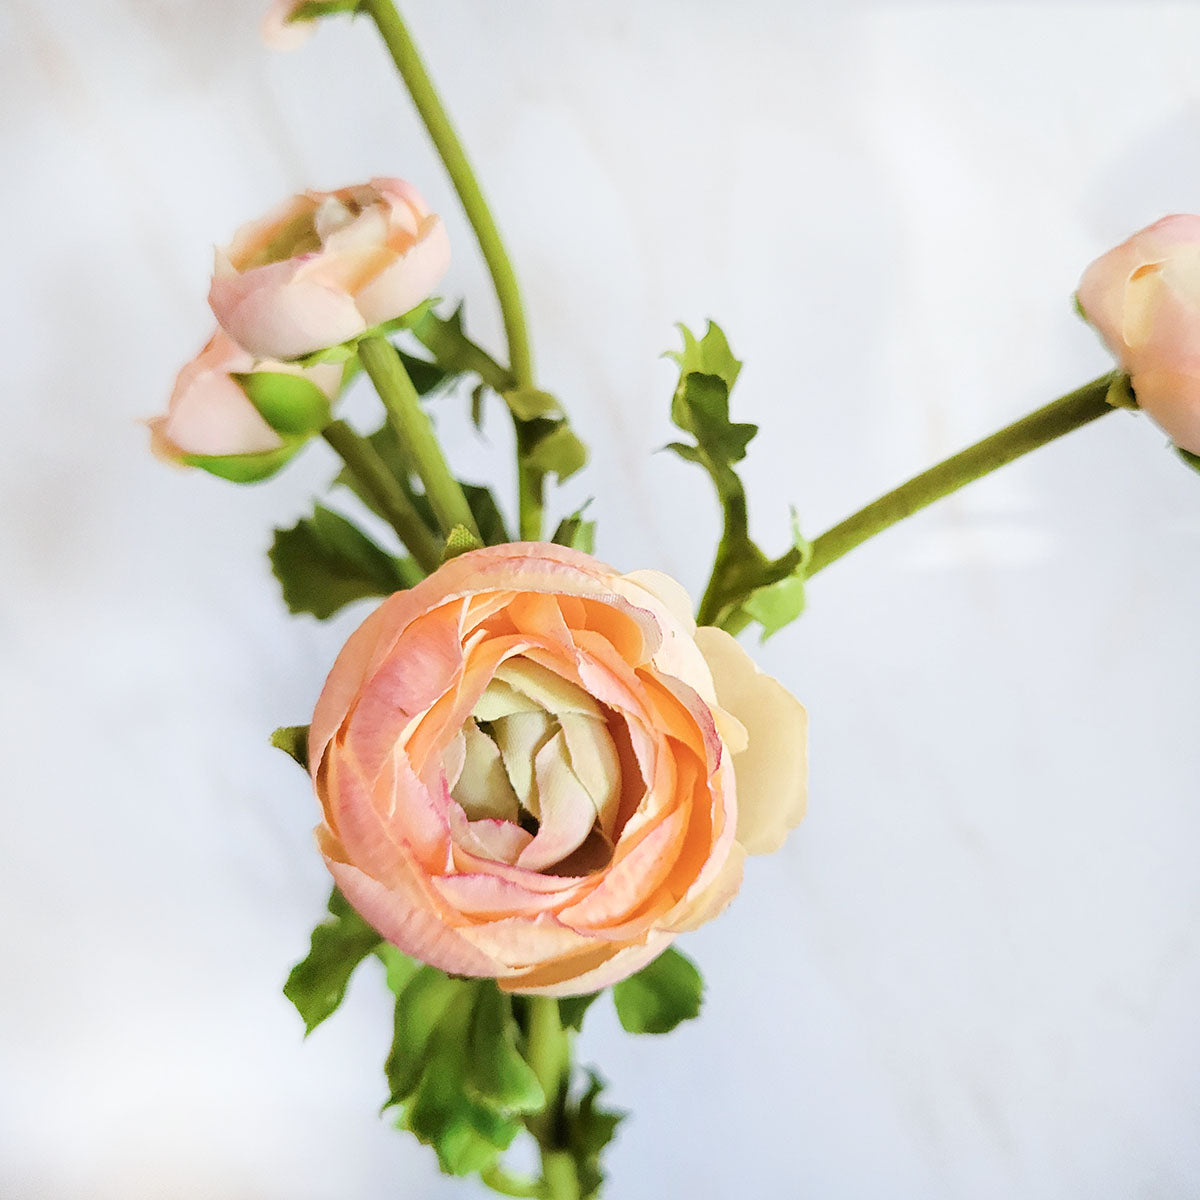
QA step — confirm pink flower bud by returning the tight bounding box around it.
[308,544,808,995]
[1077,214,1200,454]
[261,1,313,51]
[149,330,342,481]
[209,179,450,361]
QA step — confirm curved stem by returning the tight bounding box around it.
[358,335,479,541]
[525,998,579,1200]
[803,375,1116,578]
[361,0,546,539]
[321,419,442,573]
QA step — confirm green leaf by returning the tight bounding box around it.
[232,371,332,436]
[384,968,467,1104]
[525,424,588,482]
[374,943,421,996]
[270,724,310,771]
[557,991,601,1032]
[667,320,742,397]
[470,383,487,431]
[463,484,512,545]
[551,502,595,554]
[270,504,411,619]
[612,946,703,1034]
[398,349,452,396]
[181,440,303,483]
[413,305,515,394]
[738,512,813,641]
[444,523,485,560]
[502,386,563,421]
[1177,446,1200,474]
[467,986,546,1115]
[565,1071,625,1200]
[283,887,381,1035]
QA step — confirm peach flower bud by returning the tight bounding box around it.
[309,544,808,996]
[149,330,343,482]
[209,178,450,361]
[1077,214,1200,455]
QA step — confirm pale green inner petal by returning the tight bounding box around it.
[444,654,623,870]
[452,720,520,822]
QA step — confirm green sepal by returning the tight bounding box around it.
[557,991,601,1031]
[283,887,382,1035]
[612,946,703,1034]
[270,504,413,619]
[231,371,332,436]
[502,386,563,422]
[180,439,303,483]
[524,423,588,482]
[444,524,485,561]
[466,986,546,1115]
[1072,291,1089,323]
[270,724,310,771]
[564,1070,625,1200]
[1177,446,1200,474]
[552,503,596,554]
[1105,371,1138,410]
[290,0,362,21]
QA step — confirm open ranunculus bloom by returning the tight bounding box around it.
[309,543,807,995]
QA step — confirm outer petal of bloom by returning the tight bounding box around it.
[209,179,450,361]
[1077,214,1200,454]
[309,543,808,995]
[148,330,342,480]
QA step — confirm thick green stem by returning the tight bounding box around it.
[526,998,579,1200]
[321,419,442,573]
[803,375,1116,578]
[358,335,479,541]
[361,0,545,538]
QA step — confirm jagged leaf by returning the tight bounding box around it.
[565,1071,625,1200]
[270,504,411,619]
[467,986,546,1115]
[557,991,601,1032]
[612,946,703,1035]
[552,503,595,554]
[525,424,588,482]
[283,887,381,1035]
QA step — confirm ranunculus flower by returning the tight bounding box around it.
[309,543,807,996]
[149,330,343,482]
[209,178,450,361]
[1077,214,1200,455]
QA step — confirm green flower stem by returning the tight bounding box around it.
[802,375,1116,578]
[357,335,480,541]
[321,419,443,573]
[526,997,579,1200]
[703,375,1117,632]
[360,0,546,538]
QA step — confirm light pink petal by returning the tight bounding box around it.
[500,932,677,997]
[1130,368,1200,454]
[354,215,451,326]
[431,872,565,917]
[515,732,601,871]
[454,913,588,968]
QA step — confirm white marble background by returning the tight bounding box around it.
[3,1,1200,1197]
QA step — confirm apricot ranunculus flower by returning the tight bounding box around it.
[209,178,450,362]
[149,330,343,482]
[1077,214,1200,455]
[309,543,807,995]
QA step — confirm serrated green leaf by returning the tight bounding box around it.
[502,386,563,421]
[551,501,595,554]
[738,512,813,640]
[565,1070,624,1200]
[525,424,588,482]
[270,724,310,770]
[398,349,451,396]
[1177,446,1200,474]
[612,946,703,1034]
[385,968,468,1104]
[444,523,485,560]
[283,887,381,1035]
[231,371,332,436]
[467,986,546,1115]
[181,440,303,483]
[413,305,515,393]
[270,504,410,619]
[557,991,600,1032]
[666,320,742,393]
